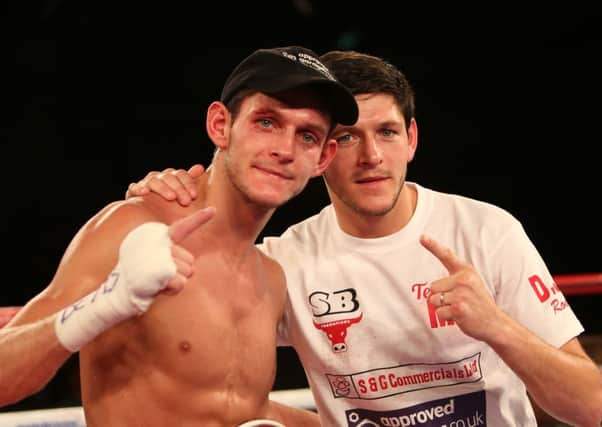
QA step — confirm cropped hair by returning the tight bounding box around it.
[320,51,416,128]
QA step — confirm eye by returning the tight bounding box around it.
[301,132,319,145]
[336,133,358,146]
[381,128,396,138]
[259,118,273,128]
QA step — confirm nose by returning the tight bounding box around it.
[270,131,295,163]
[358,136,383,167]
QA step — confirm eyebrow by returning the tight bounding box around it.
[333,119,404,133]
[251,107,276,117]
[379,120,404,128]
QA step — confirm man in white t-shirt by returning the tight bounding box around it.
[128,50,602,426]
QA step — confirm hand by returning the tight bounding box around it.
[125,164,205,206]
[55,206,217,352]
[163,206,216,294]
[119,206,217,305]
[420,235,502,341]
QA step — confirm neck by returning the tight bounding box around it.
[193,164,274,256]
[332,183,417,238]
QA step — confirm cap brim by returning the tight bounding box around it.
[255,75,358,126]
[220,49,358,126]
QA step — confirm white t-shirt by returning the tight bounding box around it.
[260,182,583,427]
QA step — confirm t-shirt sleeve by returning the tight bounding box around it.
[489,222,584,348]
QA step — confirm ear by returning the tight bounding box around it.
[406,118,418,162]
[206,101,230,150]
[311,138,338,177]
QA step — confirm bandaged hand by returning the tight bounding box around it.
[55,207,215,352]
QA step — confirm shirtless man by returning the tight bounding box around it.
[1,46,358,426]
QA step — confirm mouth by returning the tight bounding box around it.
[355,176,389,184]
[254,166,293,180]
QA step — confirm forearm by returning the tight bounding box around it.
[0,315,72,407]
[267,400,321,426]
[489,312,602,426]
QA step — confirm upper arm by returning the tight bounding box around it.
[9,200,157,326]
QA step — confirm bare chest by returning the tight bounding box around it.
[149,251,281,345]
[81,252,282,417]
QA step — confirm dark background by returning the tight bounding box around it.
[4,2,601,412]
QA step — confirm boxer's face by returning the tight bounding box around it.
[323,93,417,217]
[222,90,336,209]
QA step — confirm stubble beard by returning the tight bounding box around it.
[331,175,406,217]
[224,149,295,211]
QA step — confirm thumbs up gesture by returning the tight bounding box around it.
[55,207,216,352]
[118,207,217,305]
[163,206,216,294]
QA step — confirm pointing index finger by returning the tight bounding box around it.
[420,234,465,273]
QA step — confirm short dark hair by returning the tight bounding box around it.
[223,88,257,121]
[320,51,416,128]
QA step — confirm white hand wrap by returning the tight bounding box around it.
[55,222,176,352]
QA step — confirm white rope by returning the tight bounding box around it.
[269,387,315,409]
[0,406,86,426]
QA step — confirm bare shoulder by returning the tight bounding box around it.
[79,198,163,242]
[13,199,161,325]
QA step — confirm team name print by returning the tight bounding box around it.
[59,272,120,324]
[528,274,569,313]
[411,282,454,329]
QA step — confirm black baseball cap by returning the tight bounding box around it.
[220,46,358,126]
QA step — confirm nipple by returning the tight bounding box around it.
[179,340,192,353]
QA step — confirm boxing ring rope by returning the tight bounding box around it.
[1,273,600,425]
[552,273,602,296]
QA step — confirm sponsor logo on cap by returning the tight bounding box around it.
[280,51,336,81]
